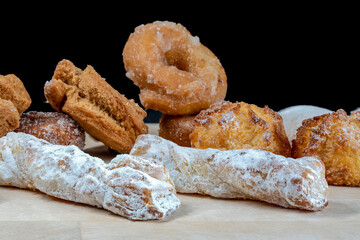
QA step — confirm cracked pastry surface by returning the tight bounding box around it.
[0,132,180,220]
[14,111,85,149]
[0,74,31,115]
[0,74,31,137]
[0,99,20,137]
[130,134,328,211]
[44,59,148,153]
[190,101,291,157]
[292,109,360,186]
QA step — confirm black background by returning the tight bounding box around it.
[0,5,357,122]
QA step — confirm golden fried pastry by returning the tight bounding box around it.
[292,109,360,186]
[0,99,20,137]
[190,101,291,157]
[159,114,196,147]
[0,132,181,220]
[278,105,332,142]
[14,111,85,149]
[123,21,227,115]
[131,134,328,211]
[0,74,31,114]
[44,59,148,153]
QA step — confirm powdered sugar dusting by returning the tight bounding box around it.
[0,132,180,220]
[130,134,328,211]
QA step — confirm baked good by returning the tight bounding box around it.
[123,21,227,115]
[0,74,31,137]
[278,105,332,142]
[0,132,181,220]
[0,99,20,137]
[130,134,328,211]
[14,111,85,149]
[292,109,360,186]
[190,101,291,157]
[159,114,196,147]
[0,74,31,114]
[44,59,148,153]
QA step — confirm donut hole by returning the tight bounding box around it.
[164,49,190,72]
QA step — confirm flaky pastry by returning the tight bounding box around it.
[190,101,291,157]
[292,109,360,186]
[131,134,328,211]
[44,59,148,153]
[279,105,332,142]
[0,99,20,137]
[0,74,31,115]
[0,132,180,220]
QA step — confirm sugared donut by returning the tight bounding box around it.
[123,21,227,115]
[159,114,196,147]
[14,111,86,149]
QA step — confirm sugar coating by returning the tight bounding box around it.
[14,111,85,149]
[130,134,329,211]
[0,132,180,220]
[123,21,227,115]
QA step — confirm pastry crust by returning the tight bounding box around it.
[0,132,180,220]
[0,74,31,137]
[292,109,360,186]
[278,105,332,142]
[44,59,148,153]
[14,111,85,149]
[130,134,328,211]
[190,101,291,157]
[0,99,20,137]
[159,114,196,147]
[0,74,31,114]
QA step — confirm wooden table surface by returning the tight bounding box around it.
[1,124,359,240]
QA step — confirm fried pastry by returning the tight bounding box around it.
[292,109,360,186]
[0,74,31,114]
[130,134,328,211]
[190,101,291,157]
[279,105,332,142]
[44,59,148,153]
[159,114,196,147]
[0,132,180,220]
[14,111,85,149]
[0,99,20,137]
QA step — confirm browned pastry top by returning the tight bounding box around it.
[292,109,360,186]
[190,101,291,157]
[0,99,20,137]
[0,74,31,114]
[44,59,148,153]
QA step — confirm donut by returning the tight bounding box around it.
[189,101,291,157]
[123,21,227,115]
[292,109,360,186]
[159,114,196,147]
[44,59,148,153]
[14,111,86,149]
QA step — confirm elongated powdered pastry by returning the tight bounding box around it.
[0,132,180,220]
[130,134,329,211]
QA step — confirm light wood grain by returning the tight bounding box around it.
[1,124,359,239]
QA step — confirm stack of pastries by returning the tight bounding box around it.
[1,20,359,221]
